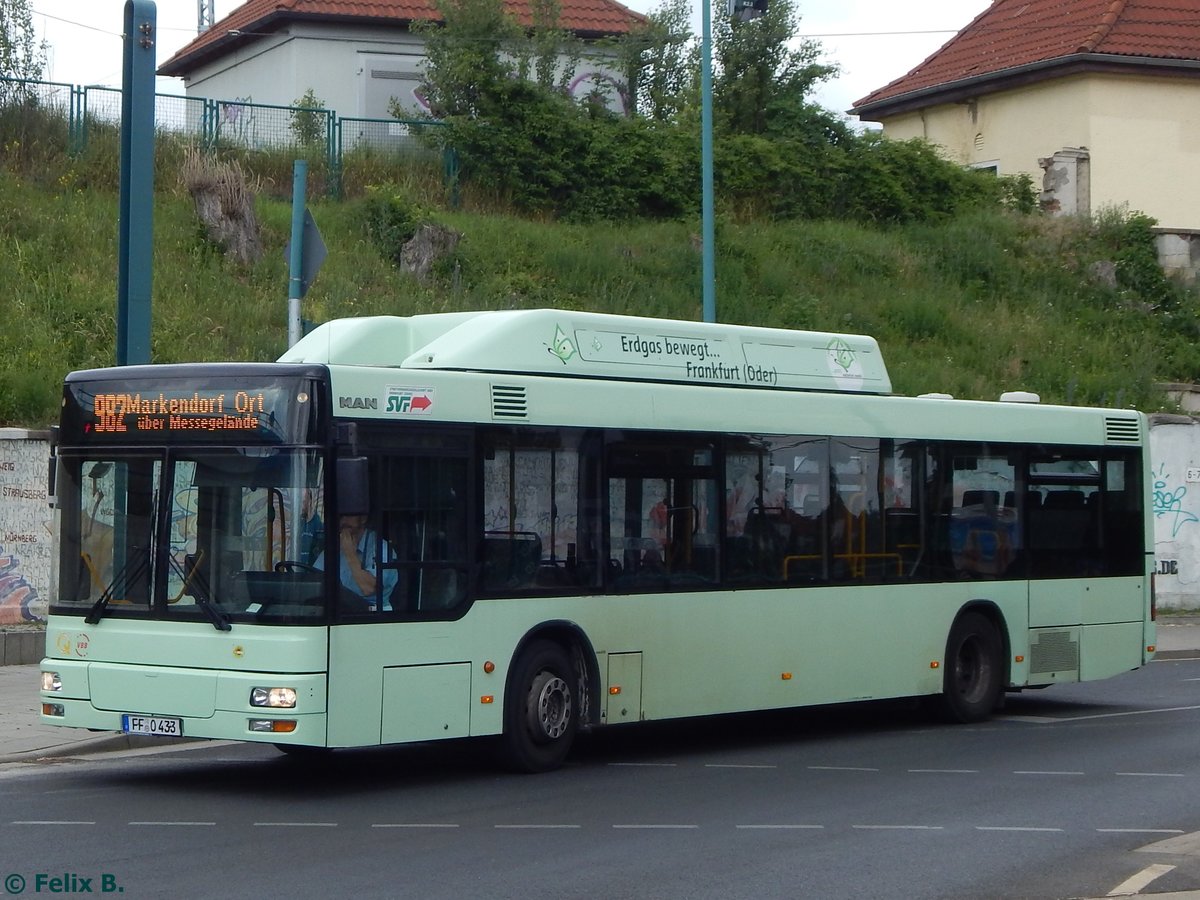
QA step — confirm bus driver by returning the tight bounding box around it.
[314,514,398,611]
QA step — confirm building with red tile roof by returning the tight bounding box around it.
[848,0,1200,234]
[159,0,646,119]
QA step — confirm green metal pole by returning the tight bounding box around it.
[700,0,716,323]
[117,1,156,366]
[288,159,308,348]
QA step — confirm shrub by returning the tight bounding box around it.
[360,184,430,265]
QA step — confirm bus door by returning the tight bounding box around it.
[605,434,719,591]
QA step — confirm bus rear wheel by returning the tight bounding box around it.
[939,612,1003,723]
[502,640,577,773]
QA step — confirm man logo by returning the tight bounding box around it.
[338,396,377,410]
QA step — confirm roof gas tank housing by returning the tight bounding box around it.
[279,309,893,396]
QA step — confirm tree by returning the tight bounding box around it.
[712,0,837,138]
[413,0,522,119]
[513,0,580,95]
[0,0,46,103]
[619,0,697,123]
[290,88,327,148]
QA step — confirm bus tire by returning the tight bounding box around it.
[939,611,1003,724]
[502,640,577,773]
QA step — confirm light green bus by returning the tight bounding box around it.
[41,310,1155,771]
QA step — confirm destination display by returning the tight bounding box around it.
[60,375,319,444]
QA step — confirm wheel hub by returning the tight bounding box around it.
[527,671,571,742]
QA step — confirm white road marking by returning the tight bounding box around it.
[495,824,581,829]
[613,824,699,829]
[704,764,778,769]
[976,826,1063,832]
[1001,704,1200,723]
[736,824,824,830]
[808,765,879,772]
[1013,770,1084,776]
[908,768,979,774]
[1106,863,1176,896]
[1097,829,1184,834]
[253,822,337,827]
[128,821,215,826]
[1114,772,1185,777]
[1135,830,1200,856]
[852,824,943,830]
[11,820,94,825]
[372,823,460,829]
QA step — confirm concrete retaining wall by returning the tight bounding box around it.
[0,630,44,665]
[1148,414,1200,609]
[0,429,51,633]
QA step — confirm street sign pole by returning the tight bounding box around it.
[700,0,716,323]
[117,0,156,365]
[287,160,307,348]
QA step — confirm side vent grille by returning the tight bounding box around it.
[1104,417,1141,444]
[1029,630,1079,678]
[491,384,528,420]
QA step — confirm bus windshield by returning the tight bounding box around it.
[55,447,327,625]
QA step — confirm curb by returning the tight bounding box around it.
[1154,649,1200,661]
[0,733,197,764]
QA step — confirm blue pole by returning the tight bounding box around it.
[287,160,308,348]
[700,0,716,323]
[116,1,156,366]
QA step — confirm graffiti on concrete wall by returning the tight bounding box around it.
[1153,462,1200,539]
[0,437,51,624]
[0,543,41,624]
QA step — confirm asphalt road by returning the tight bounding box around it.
[2,658,1200,900]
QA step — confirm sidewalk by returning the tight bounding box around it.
[0,664,166,762]
[2,617,1198,764]
[1154,614,1200,660]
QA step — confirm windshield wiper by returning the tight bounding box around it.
[84,551,150,625]
[168,553,231,632]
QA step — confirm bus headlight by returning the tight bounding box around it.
[250,687,297,708]
[41,671,62,692]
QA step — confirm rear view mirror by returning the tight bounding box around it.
[337,457,369,516]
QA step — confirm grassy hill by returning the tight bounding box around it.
[2,163,1199,427]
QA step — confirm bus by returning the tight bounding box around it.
[40,309,1155,771]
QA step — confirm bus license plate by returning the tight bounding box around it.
[121,714,182,737]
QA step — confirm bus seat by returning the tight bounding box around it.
[1044,490,1085,508]
[961,490,999,508]
[416,568,461,610]
[482,532,542,591]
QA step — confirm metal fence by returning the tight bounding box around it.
[0,76,452,198]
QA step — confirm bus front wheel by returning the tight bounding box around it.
[502,640,577,773]
[939,612,1003,723]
